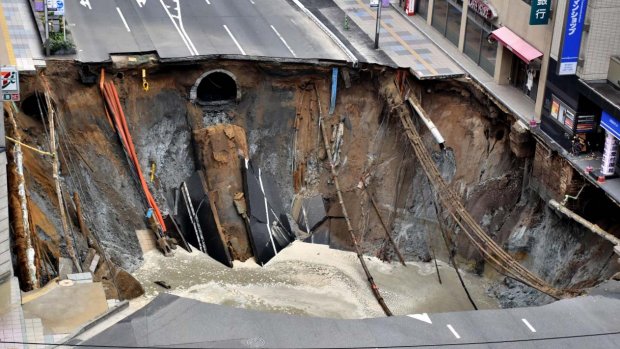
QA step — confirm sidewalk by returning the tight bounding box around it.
[0,0,45,72]
[334,0,462,79]
[333,0,537,125]
[389,4,537,125]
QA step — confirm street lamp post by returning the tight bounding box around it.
[374,2,382,49]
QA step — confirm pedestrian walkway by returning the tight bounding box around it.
[389,4,537,125]
[335,0,462,79]
[0,0,45,72]
[333,0,537,124]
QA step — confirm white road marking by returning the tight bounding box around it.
[270,25,297,57]
[136,0,147,8]
[447,324,461,339]
[249,0,255,4]
[116,7,131,32]
[522,318,537,333]
[205,0,211,4]
[223,25,246,55]
[407,313,432,324]
[159,0,198,55]
[80,0,92,10]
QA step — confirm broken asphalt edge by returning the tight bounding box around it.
[289,0,359,67]
[58,299,130,345]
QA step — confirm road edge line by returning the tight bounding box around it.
[289,0,358,67]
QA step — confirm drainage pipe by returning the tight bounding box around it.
[549,199,620,247]
[407,97,445,148]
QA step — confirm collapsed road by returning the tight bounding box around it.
[3,56,620,348]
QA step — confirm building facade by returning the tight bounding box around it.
[412,0,554,110]
[539,0,620,179]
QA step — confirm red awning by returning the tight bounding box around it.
[490,27,543,64]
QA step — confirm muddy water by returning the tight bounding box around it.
[133,241,498,318]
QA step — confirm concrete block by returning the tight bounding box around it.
[67,272,93,282]
[58,257,74,279]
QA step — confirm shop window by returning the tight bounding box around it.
[417,0,430,20]
[432,0,463,47]
[464,11,496,76]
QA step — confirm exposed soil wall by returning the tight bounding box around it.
[8,60,620,308]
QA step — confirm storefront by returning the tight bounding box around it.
[541,60,603,153]
[431,0,463,46]
[490,27,542,102]
[463,6,496,76]
[414,0,430,20]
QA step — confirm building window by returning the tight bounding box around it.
[463,10,496,75]
[417,0,430,20]
[432,0,463,46]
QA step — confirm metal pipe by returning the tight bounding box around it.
[549,199,620,246]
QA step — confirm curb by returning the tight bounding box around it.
[290,0,359,67]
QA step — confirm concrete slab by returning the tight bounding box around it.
[22,282,108,334]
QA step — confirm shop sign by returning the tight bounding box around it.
[550,94,575,130]
[601,111,620,140]
[530,0,551,25]
[1,67,20,102]
[468,0,497,21]
[558,0,588,76]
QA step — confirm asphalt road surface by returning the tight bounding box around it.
[77,286,620,349]
[65,0,348,62]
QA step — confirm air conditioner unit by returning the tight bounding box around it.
[609,56,620,89]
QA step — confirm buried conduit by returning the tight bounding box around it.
[98,70,170,255]
[314,85,393,317]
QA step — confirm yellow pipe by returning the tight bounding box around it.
[5,136,54,157]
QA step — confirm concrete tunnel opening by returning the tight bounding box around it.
[192,70,239,105]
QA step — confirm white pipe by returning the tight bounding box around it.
[407,98,445,146]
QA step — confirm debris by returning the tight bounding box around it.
[154,280,172,289]
[292,195,327,235]
[242,159,295,265]
[331,121,344,166]
[176,171,233,267]
[163,215,192,253]
[193,124,252,261]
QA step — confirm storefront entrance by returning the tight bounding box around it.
[511,57,540,101]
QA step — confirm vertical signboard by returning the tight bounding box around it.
[557,0,588,75]
[530,0,551,25]
[1,67,20,102]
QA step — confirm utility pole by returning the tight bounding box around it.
[374,2,382,49]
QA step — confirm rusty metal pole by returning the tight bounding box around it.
[362,184,406,266]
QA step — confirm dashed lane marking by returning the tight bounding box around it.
[223,25,246,55]
[270,25,296,57]
[522,318,537,333]
[116,7,131,32]
[205,0,210,4]
[447,324,461,339]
